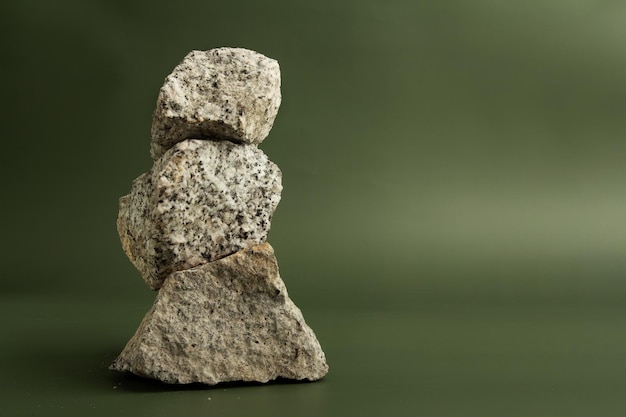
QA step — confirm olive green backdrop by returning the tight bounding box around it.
[3,0,626,416]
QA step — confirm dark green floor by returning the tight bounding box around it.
[4,265,626,417]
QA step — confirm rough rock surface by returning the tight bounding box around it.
[150,48,281,159]
[117,139,282,290]
[110,243,328,384]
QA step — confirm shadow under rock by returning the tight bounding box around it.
[19,343,321,393]
[110,369,320,393]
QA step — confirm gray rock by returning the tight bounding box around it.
[117,139,282,290]
[110,243,329,385]
[151,48,282,159]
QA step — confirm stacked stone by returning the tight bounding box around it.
[110,48,328,385]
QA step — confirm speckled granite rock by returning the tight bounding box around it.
[110,243,328,384]
[150,48,281,159]
[117,139,282,290]
[114,48,328,385]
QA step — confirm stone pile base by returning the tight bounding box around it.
[110,243,328,384]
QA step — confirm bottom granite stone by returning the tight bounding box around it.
[110,243,328,384]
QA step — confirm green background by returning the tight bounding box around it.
[3,0,626,415]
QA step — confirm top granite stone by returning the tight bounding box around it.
[150,48,282,159]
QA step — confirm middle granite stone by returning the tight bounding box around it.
[117,139,282,290]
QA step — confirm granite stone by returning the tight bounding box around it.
[151,47,281,159]
[110,243,329,384]
[117,139,282,290]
